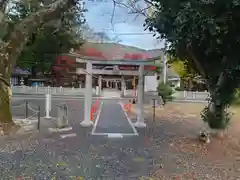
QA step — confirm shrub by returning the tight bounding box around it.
[157,82,174,104]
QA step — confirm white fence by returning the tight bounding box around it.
[11,86,210,100]
[124,89,209,100]
[11,86,96,95]
[173,91,210,100]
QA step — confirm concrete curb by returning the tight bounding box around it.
[13,93,86,96]
[12,95,133,100]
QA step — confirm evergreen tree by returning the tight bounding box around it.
[145,0,240,129]
[6,0,85,73]
[0,0,79,124]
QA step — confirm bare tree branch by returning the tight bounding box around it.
[111,0,116,26]
[110,0,153,27]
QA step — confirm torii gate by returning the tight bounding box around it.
[54,48,166,128]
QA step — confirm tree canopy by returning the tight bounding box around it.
[4,0,85,73]
[169,57,197,80]
[0,0,80,123]
[145,0,240,129]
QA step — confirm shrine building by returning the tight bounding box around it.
[52,42,166,127]
[52,42,165,94]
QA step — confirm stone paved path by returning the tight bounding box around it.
[92,101,137,135]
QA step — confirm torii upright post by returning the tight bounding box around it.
[135,64,146,127]
[121,76,125,97]
[81,61,93,127]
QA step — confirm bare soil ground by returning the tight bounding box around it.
[128,103,240,179]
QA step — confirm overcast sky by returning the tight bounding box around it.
[84,0,164,50]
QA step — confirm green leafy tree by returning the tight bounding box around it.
[145,0,240,129]
[155,59,162,75]
[0,0,79,124]
[169,57,197,80]
[169,56,200,90]
[7,0,85,74]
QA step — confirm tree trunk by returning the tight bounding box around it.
[0,0,11,123]
[207,99,227,129]
[0,53,12,123]
[203,68,231,128]
[0,80,12,123]
[204,75,230,129]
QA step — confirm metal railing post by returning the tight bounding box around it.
[57,105,61,128]
[37,106,40,130]
[152,98,156,122]
[63,104,68,126]
[25,100,28,119]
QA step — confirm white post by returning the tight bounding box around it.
[163,54,167,84]
[96,86,99,96]
[183,90,187,98]
[45,93,52,118]
[135,64,146,128]
[81,61,93,127]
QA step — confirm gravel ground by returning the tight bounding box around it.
[128,104,240,179]
[0,128,156,179]
[2,100,240,179]
[1,99,154,179]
